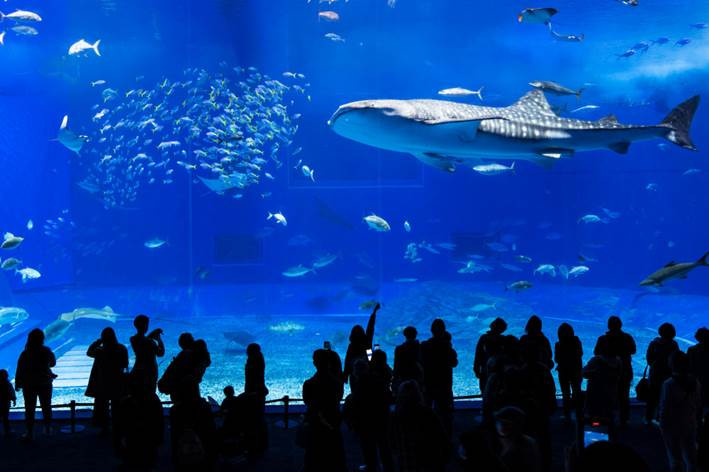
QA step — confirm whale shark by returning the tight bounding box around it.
[328,90,699,171]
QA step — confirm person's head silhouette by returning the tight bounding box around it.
[557,322,574,339]
[431,318,446,337]
[403,326,417,341]
[101,327,118,345]
[133,314,149,335]
[658,322,676,340]
[607,315,622,332]
[178,332,194,350]
[26,328,45,350]
[525,315,542,335]
[490,317,507,334]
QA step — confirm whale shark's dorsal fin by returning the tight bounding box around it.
[513,90,555,115]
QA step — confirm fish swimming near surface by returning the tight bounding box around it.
[473,162,515,175]
[11,25,38,35]
[144,238,167,249]
[640,253,708,286]
[282,264,314,278]
[506,280,533,291]
[268,211,288,226]
[438,87,484,100]
[1,233,23,249]
[0,9,43,22]
[16,267,40,282]
[363,214,391,232]
[529,81,583,97]
[328,90,700,172]
[68,38,101,56]
[312,253,338,269]
[57,115,86,154]
[517,7,557,24]
[318,11,340,22]
[0,307,29,327]
[59,306,120,323]
[1,257,21,270]
[269,321,305,334]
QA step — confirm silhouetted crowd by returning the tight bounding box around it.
[1,306,708,471]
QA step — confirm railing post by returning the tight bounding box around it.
[70,400,76,433]
[283,395,290,430]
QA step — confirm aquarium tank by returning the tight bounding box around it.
[0,0,707,406]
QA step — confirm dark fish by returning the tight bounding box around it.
[314,196,354,230]
[640,252,708,286]
[223,330,255,346]
[675,38,692,46]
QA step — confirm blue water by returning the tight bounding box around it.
[0,0,707,404]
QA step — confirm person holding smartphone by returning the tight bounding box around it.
[129,314,165,395]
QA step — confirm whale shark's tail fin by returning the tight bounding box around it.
[661,95,700,151]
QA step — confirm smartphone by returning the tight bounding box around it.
[373,343,380,351]
[366,348,372,361]
[583,420,609,447]
[323,341,331,350]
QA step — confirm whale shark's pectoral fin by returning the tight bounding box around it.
[414,152,458,172]
[608,141,631,154]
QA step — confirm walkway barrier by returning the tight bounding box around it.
[8,393,489,432]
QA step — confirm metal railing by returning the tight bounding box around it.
[8,393,487,432]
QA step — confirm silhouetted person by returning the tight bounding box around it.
[220,385,237,416]
[159,332,198,403]
[350,351,394,472]
[583,336,621,435]
[343,303,379,384]
[85,327,129,433]
[514,341,557,471]
[243,343,268,457]
[170,396,217,471]
[595,315,636,425]
[554,322,582,419]
[115,375,164,469]
[482,334,520,427]
[421,318,458,431]
[659,351,701,472]
[391,380,449,472]
[15,328,56,440]
[493,406,541,472]
[474,317,508,393]
[245,343,268,400]
[129,314,164,395]
[302,348,346,472]
[322,340,343,383]
[393,326,423,393]
[519,315,553,369]
[687,327,709,409]
[646,322,679,423]
[0,369,15,435]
